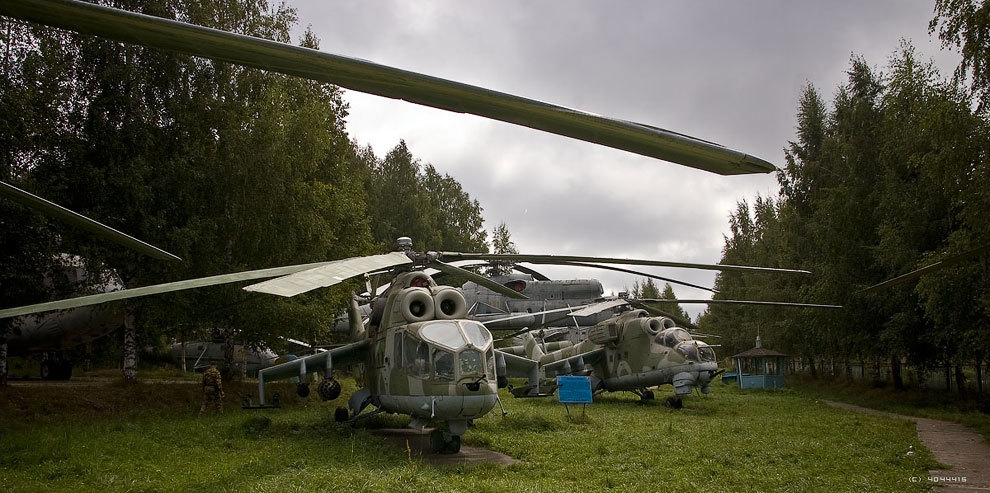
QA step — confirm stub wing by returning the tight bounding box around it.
[259,339,370,382]
[541,348,606,373]
[495,350,539,379]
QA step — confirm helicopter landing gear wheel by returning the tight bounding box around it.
[664,396,683,409]
[40,360,54,380]
[430,429,461,454]
[641,390,655,400]
[334,406,349,422]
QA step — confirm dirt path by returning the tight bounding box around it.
[826,401,990,492]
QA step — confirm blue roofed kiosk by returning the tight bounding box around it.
[729,336,787,389]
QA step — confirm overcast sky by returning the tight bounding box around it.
[288,1,960,317]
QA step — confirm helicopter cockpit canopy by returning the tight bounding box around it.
[675,341,717,362]
[405,320,495,381]
[699,344,717,362]
[420,320,492,350]
[658,327,693,347]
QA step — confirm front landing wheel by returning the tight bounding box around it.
[664,396,683,409]
[430,429,461,454]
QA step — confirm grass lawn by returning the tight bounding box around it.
[788,375,990,442]
[0,378,941,492]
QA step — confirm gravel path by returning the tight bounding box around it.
[826,401,990,492]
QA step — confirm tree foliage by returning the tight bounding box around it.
[931,0,990,111]
[0,0,491,381]
[699,42,990,388]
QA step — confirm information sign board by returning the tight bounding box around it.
[556,375,593,404]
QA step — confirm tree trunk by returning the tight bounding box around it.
[955,364,967,399]
[890,355,904,390]
[945,363,952,392]
[806,355,817,378]
[845,358,853,379]
[977,359,984,394]
[0,332,8,387]
[122,323,137,383]
[181,340,187,372]
[222,328,235,382]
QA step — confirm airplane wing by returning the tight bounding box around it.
[258,339,370,382]
[0,0,775,176]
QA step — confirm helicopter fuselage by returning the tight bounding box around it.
[521,309,719,396]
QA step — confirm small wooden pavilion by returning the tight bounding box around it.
[729,336,787,389]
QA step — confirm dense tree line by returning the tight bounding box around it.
[0,0,489,383]
[699,18,990,393]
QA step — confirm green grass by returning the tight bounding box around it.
[0,380,941,492]
[788,375,990,442]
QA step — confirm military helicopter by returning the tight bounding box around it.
[255,262,499,454]
[498,296,842,408]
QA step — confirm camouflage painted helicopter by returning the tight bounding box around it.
[498,297,842,408]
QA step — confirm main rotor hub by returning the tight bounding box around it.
[395,237,414,252]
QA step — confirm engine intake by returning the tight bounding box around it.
[432,287,468,319]
[400,288,435,322]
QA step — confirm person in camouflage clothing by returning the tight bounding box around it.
[199,363,224,416]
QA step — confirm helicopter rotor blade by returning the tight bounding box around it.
[243,252,412,297]
[0,259,340,319]
[0,180,181,261]
[481,305,586,327]
[508,264,552,281]
[432,260,553,282]
[857,243,990,294]
[551,261,717,292]
[636,298,843,309]
[440,252,811,275]
[430,261,528,300]
[567,299,629,317]
[0,0,775,176]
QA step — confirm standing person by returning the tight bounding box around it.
[199,363,224,416]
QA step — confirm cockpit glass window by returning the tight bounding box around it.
[660,328,692,347]
[487,349,496,378]
[675,341,699,361]
[461,322,492,348]
[433,349,454,380]
[459,349,483,377]
[421,321,465,350]
[404,333,428,377]
[699,346,716,362]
